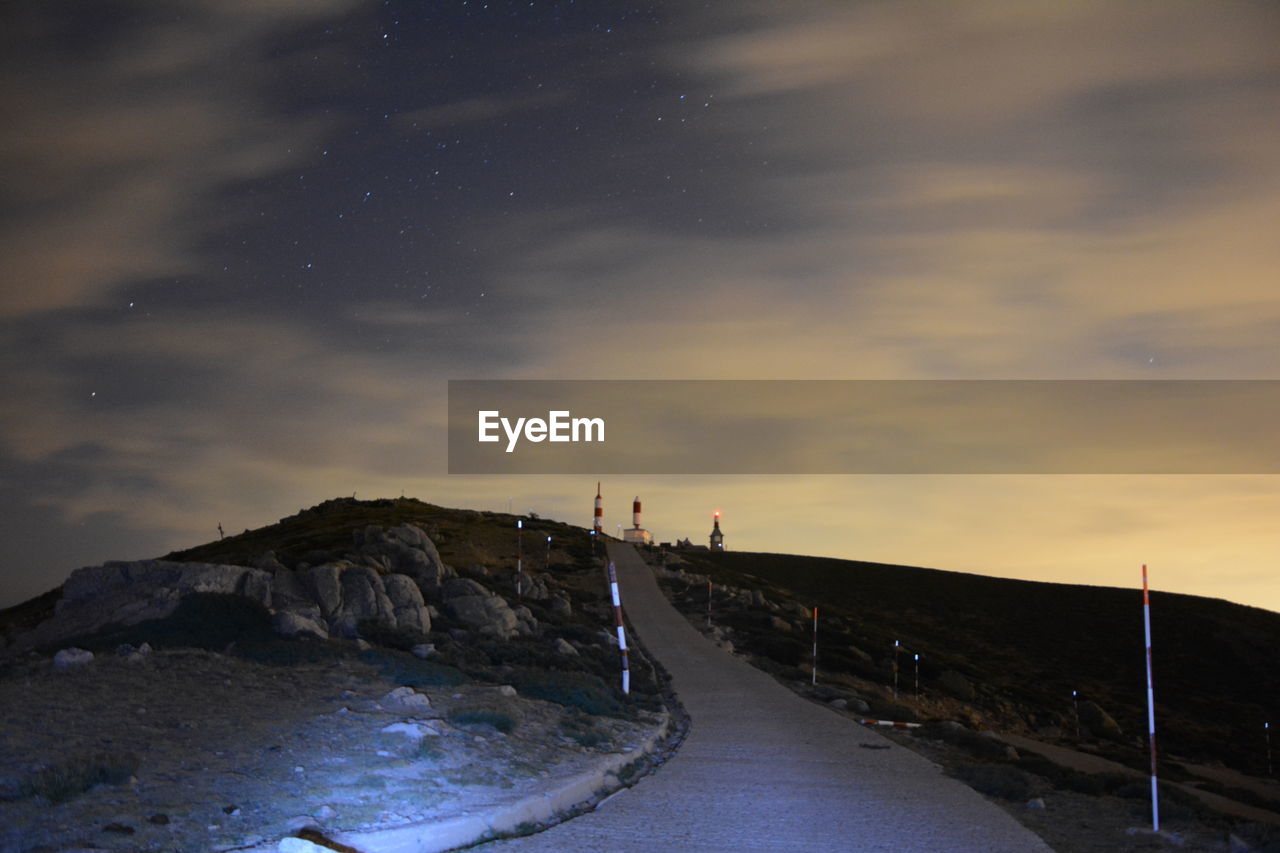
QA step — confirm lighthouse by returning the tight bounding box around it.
[709,510,725,551]
[622,495,653,545]
[593,482,603,534]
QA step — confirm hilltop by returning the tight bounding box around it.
[2,497,1278,851]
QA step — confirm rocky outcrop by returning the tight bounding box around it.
[10,560,273,652]
[354,524,455,597]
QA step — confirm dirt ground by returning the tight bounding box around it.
[0,648,661,853]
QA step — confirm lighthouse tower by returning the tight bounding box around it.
[593,482,603,535]
[709,510,725,551]
[622,496,653,545]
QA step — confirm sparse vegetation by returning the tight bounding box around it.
[948,761,1035,801]
[449,706,517,735]
[19,752,139,804]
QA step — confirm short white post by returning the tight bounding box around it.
[811,606,819,686]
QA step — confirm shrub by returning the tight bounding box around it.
[20,753,139,803]
[358,619,428,652]
[560,716,611,748]
[950,761,1035,801]
[1056,770,1106,796]
[507,667,620,717]
[359,648,467,688]
[448,707,516,734]
[916,721,1009,760]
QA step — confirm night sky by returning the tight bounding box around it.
[3,2,1279,611]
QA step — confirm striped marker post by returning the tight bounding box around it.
[811,606,819,686]
[858,718,922,729]
[607,561,630,694]
[1142,564,1159,832]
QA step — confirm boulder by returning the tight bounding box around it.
[380,686,432,712]
[53,647,94,669]
[547,594,572,618]
[354,524,455,598]
[444,594,520,640]
[936,669,977,702]
[13,560,270,653]
[270,569,314,613]
[383,573,431,634]
[508,572,550,601]
[553,638,579,656]
[304,564,344,619]
[331,566,396,638]
[441,577,490,599]
[1078,700,1124,740]
[273,611,329,641]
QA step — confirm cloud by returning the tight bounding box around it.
[0,2,362,317]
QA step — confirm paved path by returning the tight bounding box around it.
[481,543,1052,852]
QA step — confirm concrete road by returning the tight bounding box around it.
[480,543,1052,852]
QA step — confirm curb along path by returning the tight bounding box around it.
[481,543,1052,852]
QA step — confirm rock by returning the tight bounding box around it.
[547,594,572,618]
[270,569,315,613]
[769,616,792,632]
[273,611,329,641]
[148,814,170,825]
[13,560,272,653]
[495,685,517,697]
[354,524,454,598]
[383,573,431,634]
[411,643,436,660]
[850,698,871,714]
[53,647,94,669]
[1025,797,1046,810]
[554,638,579,656]
[279,839,333,853]
[509,572,550,600]
[1078,700,1124,739]
[441,577,490,599]
[381,721,438,741]
[830,699,848,710]
[380,686,431,712]
[512,604,538,636]
[444,594,520,640]
[331,566,396,638]
[937,669,977,702]
[304,564,344,619]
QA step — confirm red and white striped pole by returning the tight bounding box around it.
[811,606,819,685]
[1142,563,1160,832]
[594,482,603,535]
[608,561,630,694]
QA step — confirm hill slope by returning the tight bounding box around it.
[664,549,1280,777]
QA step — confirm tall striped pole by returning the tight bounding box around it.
[607,561,630,694]
[811,606,819,686]
[1142,564,1160,832]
